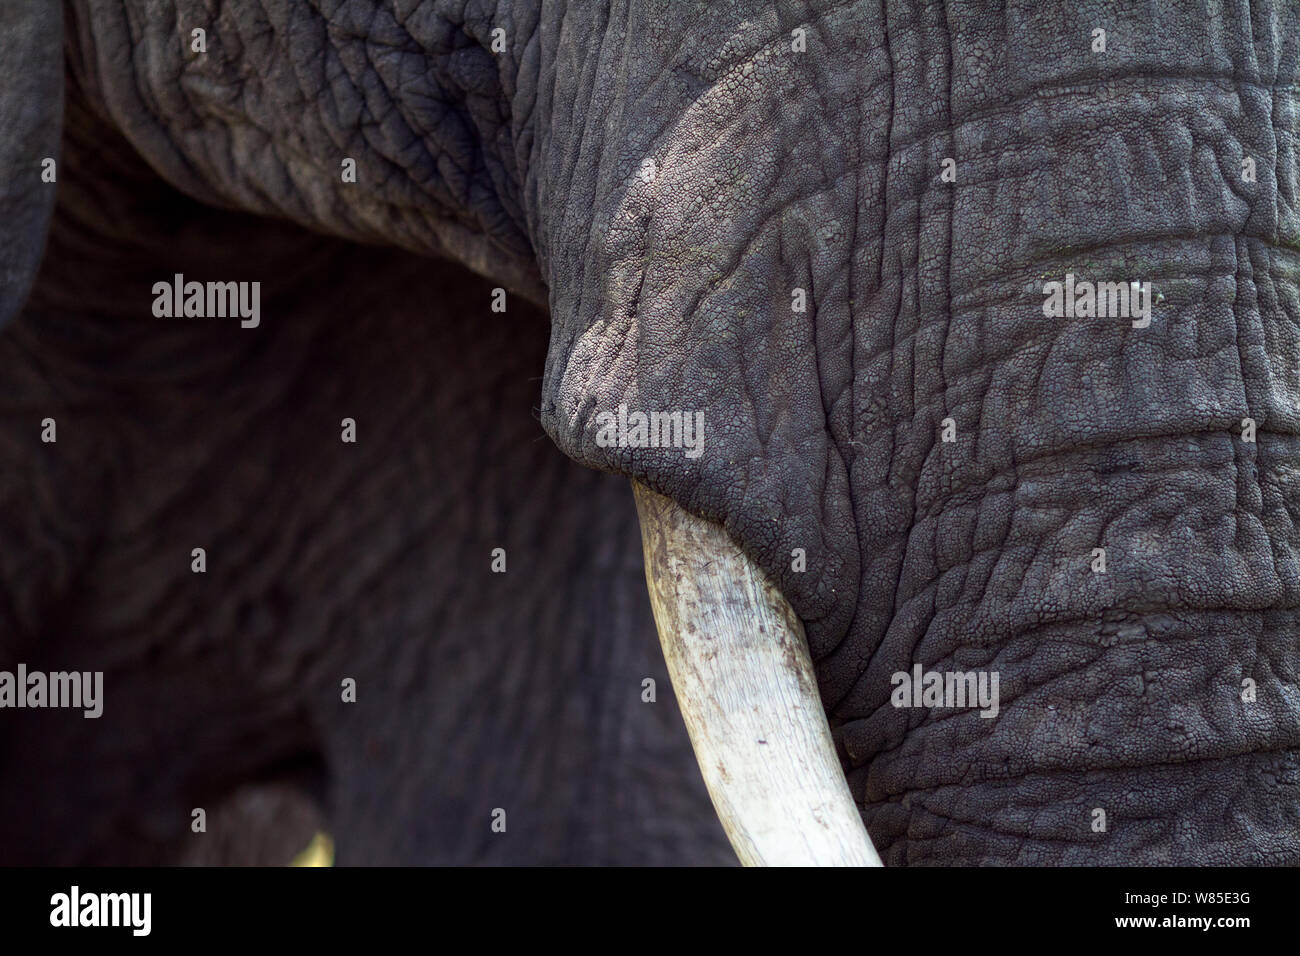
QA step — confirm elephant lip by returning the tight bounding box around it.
[632,480,882,867]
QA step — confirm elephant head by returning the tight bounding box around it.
[4,0,1299,865]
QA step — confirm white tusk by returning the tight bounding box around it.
[632,481,882,867]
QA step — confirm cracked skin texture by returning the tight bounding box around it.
[0,85,733,865]
[32,0,1300,863]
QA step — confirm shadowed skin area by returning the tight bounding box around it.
[0,88,732,865]
[5,0,1298,863]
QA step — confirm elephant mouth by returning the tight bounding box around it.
[632,481,882,866]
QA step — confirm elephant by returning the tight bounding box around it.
[2,0,1299,866]
[0,5,733,866]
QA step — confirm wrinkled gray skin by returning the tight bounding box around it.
[3,0,1300,865]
